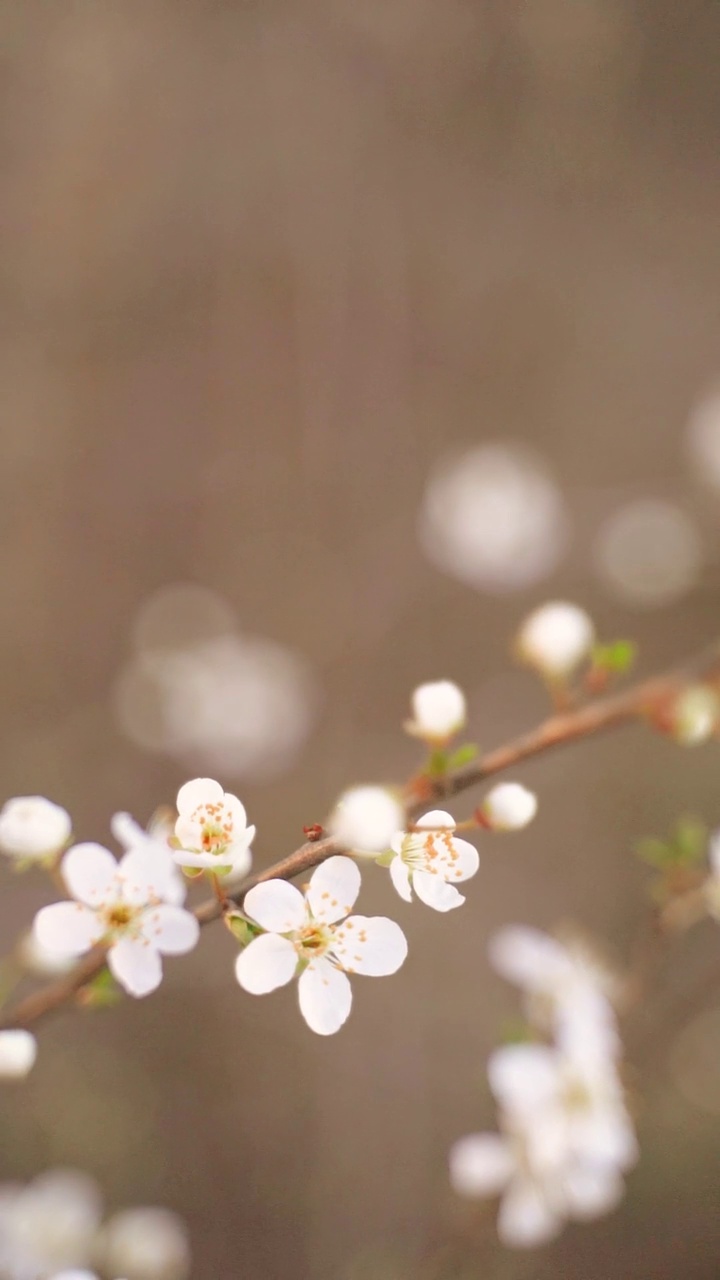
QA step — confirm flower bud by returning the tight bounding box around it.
[0,1029,37,1078]
[0,796,71,861]
[516,602,595,679]
[671,684,720,745]
[100,1208,190,1280]
[329,786,405,853]
[406,680,466,742]
[480,783,537,831]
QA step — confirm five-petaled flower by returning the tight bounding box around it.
[388,809,479,911]
[33,833,200,998]
[173,778,255,879]
[235,856,407,1035]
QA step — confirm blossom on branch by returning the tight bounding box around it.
[0,796,71,863]
[235,856,407,1035]
[33,837,199,998]
[329,786,405,854]
[516,602,595,680]
[0,1030,37,1079]
[405,680,467,744]
[388,810,479,911]
[172,777,255,879]
[480,783,538,832]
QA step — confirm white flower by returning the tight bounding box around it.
[481,783,537,831]
[33,839,199,998]
[671,685,720,746]
[50,1272,102,1280]
[236,856,407,1035]
[389,810,479,911]
[19,929,76,977]
[329,786,405,854]
[406,680,466,742]
[489,925,620,1059]
[0,1030,37,1079]
[449,1043,636,1248]
[0,796,71,862]
[99,1207,190,1280]
[516,602,595,679]
[0,1169,102,1278]
[173,778,254,878]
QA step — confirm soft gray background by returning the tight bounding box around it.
[1,2,720,1276]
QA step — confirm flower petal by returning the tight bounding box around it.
[444,836,479,882]
[415,809,456,831]
[489,926,573,992]
[243,879,307,933]
[222,791,248,830]
[449,1134,515,1197]
[306,856,361,923]
[108,937,163,997]
[389,855,413,902]
[488,1044,560,1115]
[562,1164,624,1220]
[139,905,199,955]
[33,902,101,955]
[176,777,224,814]
[498,1177,562,1248]
[171,850,217,869]
[412,869,465,912]
[235,934,298,994]
[298,958,352,1034]
[332,915,407,975]
[61,843,118,907]
[119,846,185,906]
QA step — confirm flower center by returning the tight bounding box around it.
[195,804,233,856]
[401,829,456,873]
[100,900,142,940]
[295,923,331,959]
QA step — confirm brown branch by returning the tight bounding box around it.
[3,642,718,1032]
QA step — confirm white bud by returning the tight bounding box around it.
[672,685,719,746]
[100,1207,190,1280]
[19,930,76,977]
[329,786,405,853]
[0,796,71,861]
[0,1030,37,1078]
[516,602,595,679]
[407,680,466,741]
[481,782,537,831]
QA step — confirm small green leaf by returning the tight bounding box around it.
[446,742,480,770]
[636,837,674,868]
[499,1018,536,1046]
[426,749,449,778]
[674,816,707,864]
[374,849,395,868]
[79,968,122,1009]
[592,639,637,675]
[226,915,261,946]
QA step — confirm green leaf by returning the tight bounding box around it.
[426,749,449,778]
[499,1018,536,1046]
[226,915,261,946]
[374,849,395,868]
[636,837,674,867]
[592,639,637,675]
[79,968,122,1009]
[446,742,479,770]
[635,816,707,868]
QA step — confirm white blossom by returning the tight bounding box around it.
[671,685,720,746]
[18,930,76,977]
[406,680,466,742]
[481,783,537,832]
[50,1272,103,1280]
[0,1030,37,1079]
[516,602,595,679]
[33,838,199,998]
[172,778,254,879]
[99,1207,190,1280]
[236,856,407,1035]
[329,786,405,854]
[389,810,479,911]
[0,1169,101,1278]
[0,796,71,862]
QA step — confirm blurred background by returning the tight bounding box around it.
[1,0,720,1275]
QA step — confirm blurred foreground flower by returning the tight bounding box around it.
[405,680,466,744]
[0,1031,37,1080]
[516,602,595,681]
[33,835,199,998]
[419,443,569,592]
[480,783,537,832]
[0,797,71,864]
[388,810,479,911]
[594,498,701,607]
[329,786,405,854]
[236,856,407,1035]
[98,1208,190,1280]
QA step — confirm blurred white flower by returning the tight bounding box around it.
[481,783,537,832]
[49,1272,103,1280]
[670,685,720,746]
[389,810,479,911]
[0,797,71,863]
[419,443,569,592]
[99,1207,190,1280]
[594,498,701,608]
[516,602,595,680]
[0,1169,101,1278]
[686,387,720,489]
[172,778,254,879]
[406,680,466,743]
[18,930,76,977]
[0,1031,37,1080]
[33,839,199,998]
[329,787,405,854]
[236,857,407,1035]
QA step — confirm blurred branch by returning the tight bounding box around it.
[3,641,719,1032]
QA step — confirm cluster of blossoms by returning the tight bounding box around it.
[0,1168,189,1280]
[449,925,638,1247]
[0,678,538,1042]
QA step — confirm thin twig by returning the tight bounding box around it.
[2,641,718,1032]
